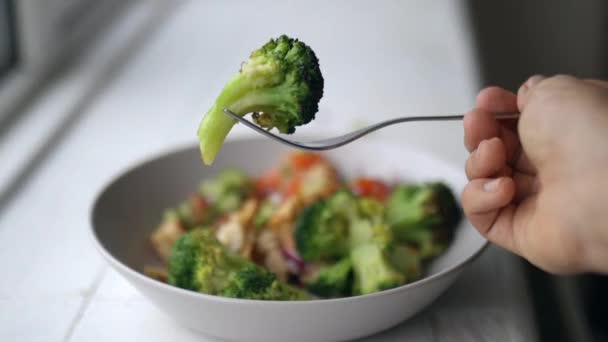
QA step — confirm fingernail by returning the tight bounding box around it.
[475,138,492,158]
[483,178,501,192]
[477,139,488,153]
[525,75,545,89]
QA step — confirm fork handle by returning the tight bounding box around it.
[311,112,522,150]
[420,112,520,121]
[493,112,520,120]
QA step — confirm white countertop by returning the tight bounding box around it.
[0,1,537,341]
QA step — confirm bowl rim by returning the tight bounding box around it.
[89,136,489,305]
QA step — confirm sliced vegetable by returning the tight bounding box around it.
[255,169,282,196]
[352,177,390,201]
[282,177,301,198]
[199,169,252,213]
[288,152,323,171]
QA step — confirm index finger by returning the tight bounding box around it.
[476,86,518,113]
[463,108,500,152]
[464,87,520,155]
[477,86,519,131]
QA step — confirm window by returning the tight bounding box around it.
[0,0,17,81]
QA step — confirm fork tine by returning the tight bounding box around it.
[223,109,320,150]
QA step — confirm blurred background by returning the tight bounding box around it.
[0,1,606,341]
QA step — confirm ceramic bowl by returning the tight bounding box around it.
[90,137,486,342]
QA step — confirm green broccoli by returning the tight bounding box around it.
[168,229,309,300]
[294,190,355,262]
[172,194,214,229]
[304,258,353,298]
[386,182,462,259]
[351,243,406,295]
[199,169,252,214]
[348,197,413,294]
[350,230,408,294]
[357,197,385,219]
[168,228,247,292]
[223,266,309,300]
[295,193,410,295]
[348,198,388,247]
[385,244,422,280]
[197,35,324,164]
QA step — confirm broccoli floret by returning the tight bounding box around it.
[173,194,214,229]
[294,190,355,262]
[222,265,275,298]
[168,229,309,300]
[295,193,409,294]
[197,35,324,164]
[305,258,353,298]
[349,198,388,248]
[199,169,252,214]
[347,198,411,294]
[168,229,248,292]
[357,197,385,222]
[386,182,462,258]
[385,244,422,280]
[223,266,309,300]
[351,243,406,295]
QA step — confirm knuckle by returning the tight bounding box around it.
[460,185,475,214]
[527,75,576,107]
[549,74,577,83]
[465,156,476,179]
[534,74,577,95]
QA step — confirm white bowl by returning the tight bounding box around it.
[90,137,486,342]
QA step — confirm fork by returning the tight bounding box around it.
[223,109,519,151]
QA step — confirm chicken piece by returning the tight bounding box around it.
[267,196,301,253]
[240,236,255,259]
[150,217,186,262]
[277,152,340,205]
[269,196,300,227]
[256,229,289,281]
[216,198,259,255]
[298,162,340,205]
[143,265,169,283]
[238,198,259,224]
[265,252,290,282]
[216,216,244,252]
[274,222,297,255]
[236,198,259,258]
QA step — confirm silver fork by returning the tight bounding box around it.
[223,109,519,151]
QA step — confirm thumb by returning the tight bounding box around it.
[517,75,546,112]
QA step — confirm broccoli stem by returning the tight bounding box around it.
[197,104,236,165]
[197,75,287,164]
[197,75,250,165]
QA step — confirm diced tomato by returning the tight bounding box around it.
[288,152,323,171]
[352,178,390,201]
[189,194,208,211]
[255,169,282,196]
[188,194,209,223]
[282,177,301,197]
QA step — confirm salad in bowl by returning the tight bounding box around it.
[145,151,461,300]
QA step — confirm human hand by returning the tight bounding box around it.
[462,75,608,274]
